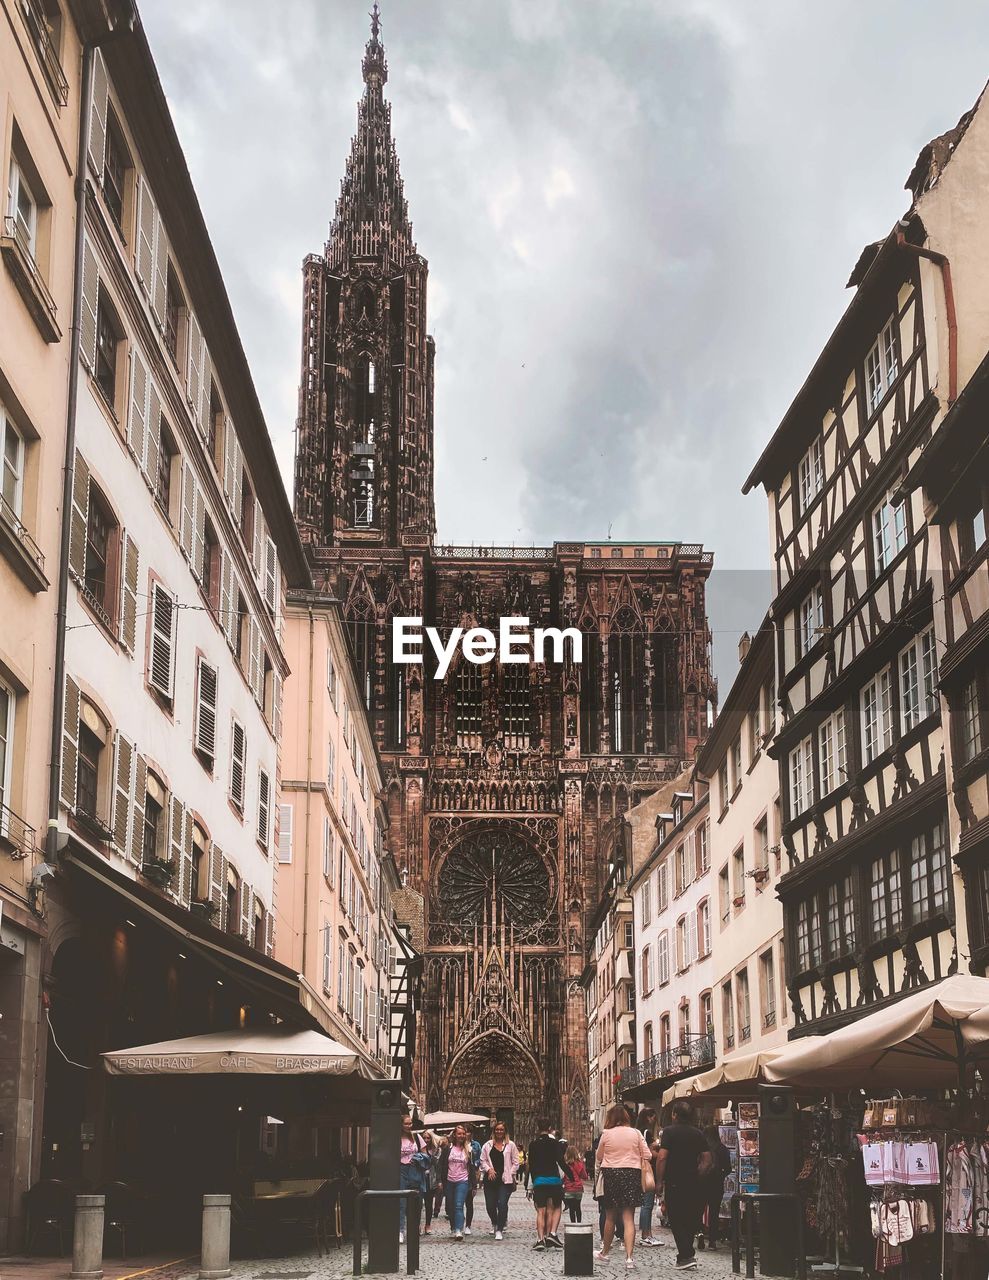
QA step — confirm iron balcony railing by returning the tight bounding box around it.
[0,490,45,573]
[0,802,37,860]
[619,1032,715,1092]
[19,0,69,106]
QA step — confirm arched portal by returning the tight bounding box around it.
[444,1032,544,1143]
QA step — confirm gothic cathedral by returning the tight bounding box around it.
[293,11,716,1142]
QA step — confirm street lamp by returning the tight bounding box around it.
[677,1043,693,1072]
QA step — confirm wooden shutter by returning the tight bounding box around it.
[209,844,224,911]
[199,357,213,439]
[276,803,293,864]
[219,552,232,646]
[112,734,134,852]
[194,657,218,763]
[180,460,196,560]
[247,620,262,703]
[263,536,278,614]
[149,583,175,698]
[257,767,270,848]
[193,485,206,582]
[60,676,81,808]
[151,214,168,326]
[228,423,243,523]
[186,312,203,411]
[87,49,109,177]
[129,754,147,865]
[127,345,148,465]
[265,911,274,956]
[170,797,189,901]
[272,670,282,739]
[68,450,90,581]
[145,380,162,490]
[240,882,252,939]
[230,721,246,809]
[136,176,156,290]
[323,925,331,991]
[252,508,266,580]
[80,239,99,371]
[119,532,139,652]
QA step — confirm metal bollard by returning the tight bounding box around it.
[563,1222,594,1276]
[70,1194,105,1280]
[199,1194,233,1280]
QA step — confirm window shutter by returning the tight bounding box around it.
[199,356,213,439]
[180,460,196,561]
[257,766,270,848]
[687,911,698,966]
[129,754,147,865]
[193,484,206,582]
[223,566,239,650]
[112,734,134,852]
[323,925,332,991]
[209,844,224,912]
[265,910,274,956]
[228,424,243,523]
[136,176,156,291]
[60,676,81,808]
[194,657,218,763]
[240,882,253,939]
[230,721,246,809]
[248,620,263,703]
[119,532,139,652]
[186,312,203,412]
[170,798,189,902]
[87,49,109,177]
[222,420,236,509]
[68,450,90,581]
[127,345,148,466]
[151,214,168,326]
[276,803,293,863]
[219,551,232,645]
[80,239,99,372]
[263,536,278,613]
[149,583,175,698]
[252,508,266,580]
[145,380,162,490]
[272,670,282,739]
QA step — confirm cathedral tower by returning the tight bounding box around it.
[294,5,435,549]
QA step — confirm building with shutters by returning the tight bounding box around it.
[0,0,86,1249]
[37,3,316,1200]
[277,590,419,1113]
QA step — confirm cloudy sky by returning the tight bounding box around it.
[140,0,989,689]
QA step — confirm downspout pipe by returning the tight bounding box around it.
[301,607,316,976]
[895,224,957,407]
[46,11,136,867]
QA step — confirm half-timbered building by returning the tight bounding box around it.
[743,88,989,1037]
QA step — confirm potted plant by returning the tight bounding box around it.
[191,897,219,922]
[732,894,746,908]
[141,856,175,889]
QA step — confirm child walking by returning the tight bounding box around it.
[563,1146,587,1223]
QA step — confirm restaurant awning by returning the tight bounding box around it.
[661,1050,784,1107]
[765,975,989,1090]
[103,1026,381,1078]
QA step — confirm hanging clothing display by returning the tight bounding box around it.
[945,1141,973,1235]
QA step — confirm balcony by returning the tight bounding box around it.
[619,1032,716,1094]
[0,491,47,593]
[18,0,68,107]
[0,803,36,860]
[617,1009,635,1049]
[615,948,633,983]
[1,215,61,343]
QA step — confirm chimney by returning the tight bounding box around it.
[738,631,752,663]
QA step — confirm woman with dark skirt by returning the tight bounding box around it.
[594,1104,653,1272]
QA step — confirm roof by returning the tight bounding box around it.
[695,616,773,775]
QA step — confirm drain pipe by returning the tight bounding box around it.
[895,223,957,406]
[300,606,316,975]
[46,11,136,869]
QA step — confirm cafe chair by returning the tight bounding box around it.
[99,1181,140,1259]
[23,1179,74,1256]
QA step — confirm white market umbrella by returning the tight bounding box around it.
[764,974,989,1090]
[102,1025,379,1077]
[422,1110,490,1128]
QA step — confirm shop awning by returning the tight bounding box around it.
[661,1050,784,1106]
[102,1026,381,1078]
[765,975,989,1089]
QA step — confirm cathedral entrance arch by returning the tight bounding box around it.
[444,1032,544,1144]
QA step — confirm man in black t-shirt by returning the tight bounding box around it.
[655,1101,713,1270]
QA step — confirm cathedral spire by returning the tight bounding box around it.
[329,2,414,271]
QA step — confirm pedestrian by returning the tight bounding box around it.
[594,1103,653,1271]
[419,1130,438,1235]
[398,1113,425,1244]
[636,1107,662,1247]
[432,1134,448,1223]
[524,1116,573,1252]
[584,1139,596,1182]
[437,1124,472,1240]
[700,1124,732,1250]
[655,1100,713,1271]
[462,1124,482,1235]
[563,1146,587,1223]
[480,1120,520,1240]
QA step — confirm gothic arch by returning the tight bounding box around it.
[444,1031,545,1142]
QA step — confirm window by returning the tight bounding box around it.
[322,922,332,992]
[899,627,938,732]
[142,788,164,865]
[760,950,776,1029]
[722,979,734,1047]
[674,843,688,896]
[102,108,130,231]
[257,766,271,848]
[958,489,988,562]
[660,1013,671,1054]
[818,709,847,796]
[156,419,178,519]
[640,879,652,928]
[502,663,530,749]
[861,667,894,764]
[6,157,38,258]
[700,990,713,1036]
[796,894,822,969]
[718,760,729,813]
[590,546,601,558]
[640,945,653,994]
[908,821,949,922]
[870,850,903,939]
[675,916,688,971]
[610,547,622,558]
[454,662,483,749]
[755,817,770,875]
[867,317,898,412]
[623,920,633,950]
[718,865,730,922]
[697,820,710,874]
[94,294,121,410]
[789,734,814,815]
[191,823,208,899]
[84,485,116,623]
[799,437,824,514]
[825,875,856,958]
[276,803,293,864]
[225,866,240,935]
[327,737,335,792]
[194,657,218,767]
[737,969,751,1043]
[800,585,824,655]
[732,848,745,904]
[230,719,246,811]
[0,680,14,815]
[19,0,66,106]
[958,675,985,764]
[254,900,265,952]
[76,705,108,821]
[643,1022,654,1060]
[656,863,669,914]
[873,489,908,573]
[202,517,220,614]
[679,1001,691,1044]
[751,697,762,754]
[0,406,25,522]
[698,899,711,957]
[731,736,742,789]
[657,930,670,985]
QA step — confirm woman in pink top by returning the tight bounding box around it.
[595,1104,652,1270]
[437,1124,472,1239]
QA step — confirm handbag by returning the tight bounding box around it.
[642,1158,656,1194]
[594,1167,605,1199]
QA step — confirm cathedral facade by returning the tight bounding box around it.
[293,11,716,1142]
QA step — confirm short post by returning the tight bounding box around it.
[69,1194,105,1280]
[563,1222,594,1275]
[199,1194,232,1280]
